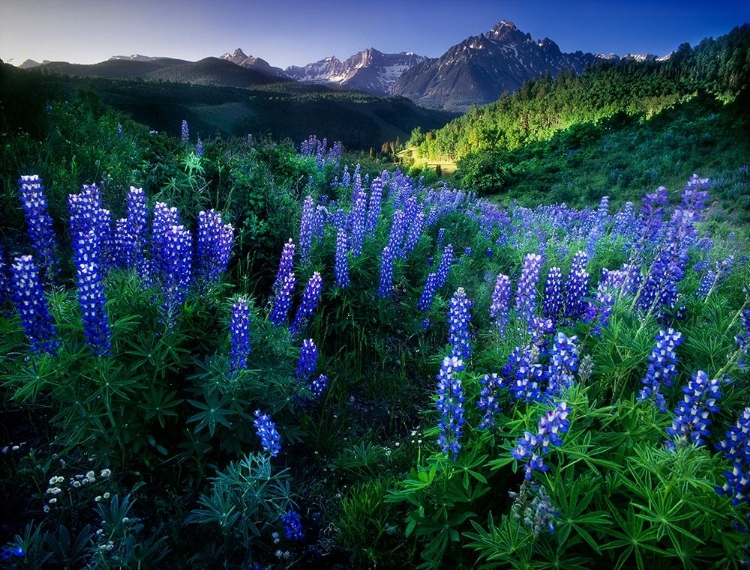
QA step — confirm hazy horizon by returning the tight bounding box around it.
[1,0,748,69]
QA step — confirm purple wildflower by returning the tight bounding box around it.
[637,328,683,412]
[253,410,281,457]
[229,297,251,375]
[434,244,453,290]
[17,175,58,280]
[310,374,329,399]
[447,287,472,360]
[299,196,315,266]
[291,271,323,334]
[74,229,111,356]
[417,272,439,312]
[477,373,504,430]
[269,271,295,327]
[10,255,58,354]
[546,333,578,396]
[542,267,563,326]
[515,253,544,326]
[490,273,511,335]
[334,228,350,288]
[296,338,318,382]
[512,401,571,480]
[196,210,234,285]
[436,355,466,459]
[272,239,296,294]
[280,510,305,540]
[666,370,722,449]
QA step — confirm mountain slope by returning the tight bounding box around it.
[392,20,601,111]
[29,56,289,86]
[219,48,289,78]
[285,48,426,95]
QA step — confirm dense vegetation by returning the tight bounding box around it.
[407,25,750,212]
[0,63,456,153]
[0,27,749,570]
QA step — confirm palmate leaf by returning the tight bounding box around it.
[138,386,182,428]
[464,512,533,567]
[187,390,235,436]
[601,500,666,570]
[552,465,611,554]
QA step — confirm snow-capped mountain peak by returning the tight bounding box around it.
[285,48,427,96]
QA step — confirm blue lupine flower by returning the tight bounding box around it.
[0,545,25,560]
[564,252,589,322]
[272,239,296,293]
[716,408,750,505]
[417,272,439,312]
[437,228,445,245]
[68,184,112,269]
[385,209,407,255]
[11,255,58,354]
[291,271,323,334]
[542,267,563,326]
[639,186,669,242]
[254,410,281,457]
[666,370,723,449]
[505,346,544,403]
[18,175,58,280]
[436,355,466,459]
[348,187,367,257]
[377,245,395,298]
[477,373,504,430]
[511,401,571,480]
[229,297,251,375]
[296,338,318,382]
[112,187,148,272]
[299,196,315,266]
[74,230,111,356]
[269,271,295,327]
[637,328,683,412]
[196,210,234,285]
[401,211,425,259]
[340,165,351,187]
[434,244,453,290]
[365,177,383,235]
[116,123,123,139]
[583,282,615,337]
[195,138,203,158]
[515,253,544,327]
[280,510,305,540]
[181,119,189,144]
[310,374,329,399]
[546,332,578,396]
[150,201,181,279]
[334,228,350,288]
[447,287,472,360]
[510,482,558,536]
[490,273,511,335]
[158,223,193,319]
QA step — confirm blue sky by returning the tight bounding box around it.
[1,0,747,68]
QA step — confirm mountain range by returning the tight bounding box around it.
[17,20,660,113]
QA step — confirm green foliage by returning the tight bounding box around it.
[185,453,295,565]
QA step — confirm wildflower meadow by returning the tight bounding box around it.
[1,104,749,570]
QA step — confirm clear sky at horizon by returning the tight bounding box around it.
[1,0,748,68]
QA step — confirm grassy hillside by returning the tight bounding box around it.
[454,90,750,224]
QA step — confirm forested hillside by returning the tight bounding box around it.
[410,24,750,161]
